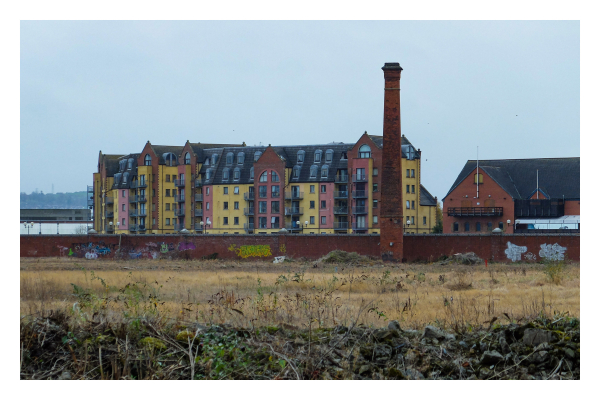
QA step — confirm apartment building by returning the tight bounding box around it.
[92,134,437,234]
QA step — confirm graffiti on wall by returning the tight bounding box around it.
[539,243,567,261]
[59,242,116,259]
[505,242,528,262]
[228,244,272,259]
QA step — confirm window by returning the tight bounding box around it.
[254,151,262,161]
[310,201,315,209]
[234,186,239,194]
[297,150,305,163]
[259,171,267,182]
[406,200,410,209]
[211,154,218,166]
[206,202,210,210]
[499,222,504,231]
[453,222,459,232]
[153,218,156,226]
[325,149,334,163]
[144,154,152,166]
[321,185,326,193]
[122,204,126,211]
[237,152,245,164]
[185,152,191,165]
[223,168,230,181]
[122,172,129,184]
[226,152,234,165]
[204,157,210,165]
[271,216,280,229]
[310,216,315,224]
[373,216,378,224]
[234,217,239,225]
[411,169,415,178]
[411,200,415,209]
[411,216,415,225]
[166,218,170,226]
[173,189,177,197]
[310,165,318,178]
[223,187,229,195]
[233,168,240,180]
[321,216,326,224]
[165,203,170,211]
[122,218,126,225]
[476,222,481,231]
[407,216,411,223]
[259,186,267,198]
[271,201,280,213]
[465,222,470,232]
[249,167,254,180]
[406,185,410,193]
[166,189,171,197]
[259,201,267,213]
[223,217,229,225]
[356,168,366,181]
[292,166,300,179]
[358,144,371,158]
[411,185,415,194]
[224,202,229,210]
[321,200,326,209]
[258,217,267,229]
[310,185,315,193]
[271,185,280,197]
[271,171,279,182]
[373,199,378,208]
[373,168,378,176]
[314,150,322,162]
[406,169,410,178]
[163,153,176,166]
[206,169,212,180]
[152,203,156,212]
[234,201,239,210]
[373,183,378,192]
[173,203,176,210]
[122,190,125,197]
[474,173,483,183]
[153,189,156,197]
[423,217,427,225]
[206,187,210,195]
[487,222,493,231]
[321,165,328,178]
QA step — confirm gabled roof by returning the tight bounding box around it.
[443,158,580,201]
[420,184,437,206]
[149,145,185,165]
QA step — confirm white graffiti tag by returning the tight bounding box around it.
[524,252,537,261]
[85,251,98,260]
[539,243,567,261]
[505,242,527,262]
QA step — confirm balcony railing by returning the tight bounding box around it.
[129,224,138,232]
[335,175,349,183]
[138,195,147,203]
[131,181,148,189]
[285,222,303,231]
[244,192,255,200]
[333,206,348,214]
[333,222,349,230]
[176,194,186,202]
[195,179,202,188]
[105,197,114,204]
[195,193,203,202]
[173,223,185,232]
[106,225,115,233]
[244,207,255,216]
[129,196,137,203]
[334,191,348,199]
[352,175,368,183]
[285,207,304,216]
[175,209,185,216]
[138,210,147,217]
[194,223,204,231]
[105,211,114,218]
[352,190,368,198]
[130,210,138,217]
[447,207,504,217]
[244,223,255,232]
[352,223,368,231]
[285,192,304,200]
[194,208,203,216]
[138,225,146,232]
[352,206,368,214]
[174,179,185,187]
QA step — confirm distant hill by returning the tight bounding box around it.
[20,191,88,209]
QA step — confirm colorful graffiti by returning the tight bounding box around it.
[228,244,272,259]
[279,244,286,254]
[505,241,527,262]
[59,242,115,259]
[539,243,567,261]
[178,242,196,251]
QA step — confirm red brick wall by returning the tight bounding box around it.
[254,146,285,229]
[564,200,580,215]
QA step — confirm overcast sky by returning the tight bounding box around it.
[20,21,579,201]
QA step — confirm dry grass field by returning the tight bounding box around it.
[20,255,579,331]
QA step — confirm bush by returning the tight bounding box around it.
[542,259,566,284]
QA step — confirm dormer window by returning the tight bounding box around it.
[402,144,416,160]
[127,158,134,169]
[325,150,333,163]
[254,151,262,162]
[297,150,305,163]
[163,153,176,166]
[309,165,318,179]
[293,165,301,179]
[184,152,191,165]
[206,169,212,180]
[122,172,129,184]
[341,152,348,160]
[314,150,322,163]
[223,168,230,181]
[358,144,371,158]
[237,152,245,164]
[321,165,329,178]
[233,168,240,181]
[226,152,234,165]
[249,167,254,180]
[119,159,126,171]
[204,157,210,165]
[144,154,152,166]
[211,154,218,166]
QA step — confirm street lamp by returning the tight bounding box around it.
[303,220,308,234]
[206,220,211,234]
[199,220,204,234]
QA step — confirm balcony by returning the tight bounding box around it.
[285,191,304,200]
[352,223,368,231]
[334,191,348,199]
[138,225,146,232]
[352,175,368,183]
[131,181,147,189]
[194,208,203,216]
[333,206,348,214]
[195,193,203,202]
[130,210,138,217]
[129,224,138,232]
[138,210,147,217]
[285,222,303,231]
[335,175,349,183]
[285,207,304,216]
[194,223,204,231]
[353,190,368,198]
[106,225,115,233]
[334,222,349,231]
[176,194,186,202]
[129,196,137,203]
[244,207,255,216]
[244,192,255,201]
[137,195,147,203]
[352,206,368,214]
[105,211,114,218]
[447,207,504,217]
[105,197,114,204]
[173,223,185,232]
[174,179,186,187]
[195,179,202,188]
[175,209,185,217]
[514,199,564,218]
[244,223,255,232]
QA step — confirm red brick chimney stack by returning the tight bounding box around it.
[380,62,404,262]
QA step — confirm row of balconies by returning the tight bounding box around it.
[129,195,147,203]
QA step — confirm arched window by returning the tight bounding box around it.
[321,165,329,178]
[314,150,323,163]
[297,150,305,163]
[122,172,129,184]
[402,144,416,160]
[144,154,151,166]
[233,168,241,180]
[259,171,268,182]
[127,158,134,169]
[184,152,191,165]
[163,153,176,166]
[226,152,234,165]
[249,167,254,180]
[237,152,245,164]
[223,168,230,181]
[254,151,262,161]
[211,154,218,166]
[325,149,334,163]
[293,165,301,179]
[358,144,371,158]
[309,165,318,178]
[271,171,279,182]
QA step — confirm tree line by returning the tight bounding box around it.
[20,191,88,209]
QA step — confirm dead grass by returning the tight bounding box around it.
[20,257,580,330]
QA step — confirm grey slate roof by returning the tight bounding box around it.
[420,184,437,206]
[443,158,580,201]
[150,145,185,165]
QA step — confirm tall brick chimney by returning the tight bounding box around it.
[380,62,404,262]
